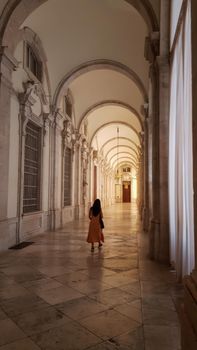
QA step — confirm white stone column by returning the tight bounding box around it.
[181,2,197,349]
[88,147,93,207]
[156,0,170,262]
[0,48,17,220]
[142,106,149,231]
[144,31,160,259]
[0,48,18,249]
[50,109,62,230]
[73,132,81,219]
[147,59,160,260]
[137,153,143,216]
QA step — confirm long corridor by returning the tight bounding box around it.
[0,204,182,350]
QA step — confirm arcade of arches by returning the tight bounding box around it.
[0,0,197,349]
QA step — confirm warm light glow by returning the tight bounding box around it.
[132,177,137,199]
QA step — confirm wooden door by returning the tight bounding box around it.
[123,182,131,202]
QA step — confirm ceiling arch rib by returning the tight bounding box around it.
[64,68,146,129]
[20,0,150,99]
[106,145,139,160]
[100,137,140,155]
[55,59,148,107]
[101,140,140,166]
[82,104,142,141]
[90,122,141,148]
[109,152,138,166]
[113,157,138,170]
[79,100,144,131]
[115,161,138,172]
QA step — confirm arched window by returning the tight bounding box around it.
[23,121,41,213]
[24,42,42,82]
[64,147,72,206]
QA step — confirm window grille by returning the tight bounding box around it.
[23,121,41,213]
[26,44,42,82]
[64,148,72,206]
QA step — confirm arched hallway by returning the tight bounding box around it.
[1,0,197,348]
[0,203,181,349]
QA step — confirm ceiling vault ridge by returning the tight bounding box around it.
[100,137,140,153]
[90,120,141,146]
[105,145,139,158]
[78,99,144,131]
[109,152,138,164]
[53,59,148,107]
[0,0,159,47]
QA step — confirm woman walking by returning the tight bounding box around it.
[87,198,104,251]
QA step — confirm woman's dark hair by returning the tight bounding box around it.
[92,198,101,216]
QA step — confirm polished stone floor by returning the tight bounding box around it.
[0,203,182,350]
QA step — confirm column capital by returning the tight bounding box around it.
[144,32,160,63]
[140,103,149,119]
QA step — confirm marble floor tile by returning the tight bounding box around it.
[54,271,90,285]
[89,287,135,307]
[13,306,70,335]
[79,309,139,340]
[36,265,73,277]
[0,294,49,317]
[33,285,84,305]
[0,338,40,350]
[119,281,141,297]
[142,295,176,311]
[112,327,145,350]
[100,273,139,288]
[0,284,31,301]
[114,301,142,323]
[0,274,16,287]
[143,306,179,326]
[67,278,112,295]
[86,341,117,350]
[81,267,117,278]
[144,325,181,350]
[22,278,63,292]
[0,308,7,320]
[31,321,101,350]
[102,257,138,272]
[0,203,182,350]
[56,295,108,320]
[0,266,44,283]
[0,319,25,346]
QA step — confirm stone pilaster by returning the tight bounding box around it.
[137,152,143,217]
[181,1,197,349]
[50,108,63,230]
[142,104,149,231]
[74,131,82,218]
[144,30,160,258]
[145,1,170,262]
[156,56,170,262]
[0,47,18,220]
[156,0,170,263]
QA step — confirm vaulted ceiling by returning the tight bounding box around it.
[11,0,160,174]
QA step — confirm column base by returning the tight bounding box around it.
[181,270,197,350]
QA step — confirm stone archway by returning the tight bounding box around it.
[53,59,148,108]
[78,100,144,131]
[0,0,159,52]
